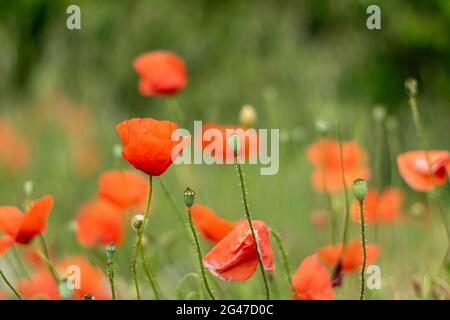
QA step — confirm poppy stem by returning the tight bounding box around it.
[37,235,60,284]
[106,260,116,300]
[234,158,271,300]
[139,243,161,299]
[131,175,160,300]
[186,205,216,300]
[358,199,367,300]
[337,124,351,249]
[0,269,23,300]
[269,228,297,298]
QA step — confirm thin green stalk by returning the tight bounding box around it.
[4,252,21,282]
[0,269,22,300]
[131,175,157,300]
[270,228,297,298]
[139,243,161,299]
[37,235,60,284]
[159,178,190,238]
[337,124,351,249]
[106,259,116,300]
[187,206,216,300]
[358,199,367,300]
[235,158,270,300]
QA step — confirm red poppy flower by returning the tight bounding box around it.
[203,220,274,281]
[0,120,29,171]
[24,247,53,267]
[397,150,450,191]
[307,139,371,193]
[133,51,187,96]
[351,188,404,224]
[98,170,149,210]
[19,268,60,300]
[75,199,124,246]
[0,196,54,246]
[58,256,110,300]
[190,204,236,243]
[291,254,334,300]
[199,123,259,162]
[116,117,190,176]
[317,239,380,272]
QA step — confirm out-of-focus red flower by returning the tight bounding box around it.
[0,120,29,171]
[292,254,334,300]
[58,256,110,300]
[397,150,450,191]
[310,210,328,228]
[24,247,52,267]
[75,199,124,246]
[19,268,60,300]
[133,51,187,96]
[0,196,54,247]
[199,123,259,162]
[116,118,190,176]
[98,170,149,210]
[0,235,14,255]
[317,239,380,272]
[307,139,371,193]
[351,188,404,224]
[203,220,273,281]
[190,204,236,243]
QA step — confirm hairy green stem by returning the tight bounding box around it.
[106,259,116,300]
[187,206,216,300]
[358,200,367,300]
[37,235,60,284]
[0,269,22,300]
[235,158,270,300]
[139,243,160,299]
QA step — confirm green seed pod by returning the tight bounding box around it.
[228,133,240,155]
[106,241,116,260]
[352,179,368,201]
[183,187,195,208]
[405,77,418,98]
[58,280,73,300]
[315,119,329,136]
[131,214,144,231]
[83,293,96,300]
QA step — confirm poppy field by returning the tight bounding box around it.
[1,1,450,301]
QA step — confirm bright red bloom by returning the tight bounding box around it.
[19,268,60,300]
[351,188,404,224]
[199,123,259,162]
[203,220,274,281]
[58,256,110,300]
[292,254,334,300]
[75,199,124,246]
[116,118,190,176]
[190,204,236,243]
[317,239,380,272]
[307,139,371,193]
[133,51,187,96]
[397,150,450,191]
[98,170,149,210]
[0,196,54,246]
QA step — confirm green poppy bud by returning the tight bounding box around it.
[106,241,116,260]
[352,179,368,201]
[183,187,195,208]
[228,133,240,156]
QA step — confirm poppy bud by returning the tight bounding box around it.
[405,77,418,98]
[183,187,195,208]
[106,241,116,260]
[315,120,329,136]
[23,180,34,197]
[83,293,96,300]
[410,202,426,218]
[352,179,368,201]
[228,133,240,156]
[239,104,257,128]
[113,144,123,159]
[372,105,386,123]
[132,214,144,231]
[58,280,73,300]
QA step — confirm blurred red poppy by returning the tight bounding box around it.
[199,123,259,162]
[133,51,187,96]
[203,220,273,281]
[0,235,14,255]
[397,150,450,191]
[116,117,190,176]
[307,139,371,193]
[190,204,236,243]
[0,120,29,171]
[310,210,328,228]
[292,254,335,300]
[351,188,404,224]
[75,199,124,246]
[317,239,380,272]
[0,196,53,246]
[19,268,60,300]
[58,256,110,300]
[98,170,149,210]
